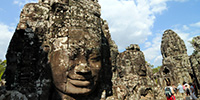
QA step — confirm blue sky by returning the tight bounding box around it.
[0,0,200,67]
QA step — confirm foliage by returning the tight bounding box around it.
[155,78,158,84]
[189,39,198,55]
[192,50,198,55]
[152,66,161,74]
[145,61,161,74]
[145,61,154,68]
[0,59,6,81]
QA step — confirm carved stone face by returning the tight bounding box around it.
[49,29,102,95]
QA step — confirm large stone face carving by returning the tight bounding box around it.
[160,30,192,87]
[161,30,187,58]
[2,0,112,100]
[116,44,147,77]
[108,44,159,100]
[50,30,102,95]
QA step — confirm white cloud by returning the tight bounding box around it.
[171,22,200,56]
[173,29,189,40]
[174,30,193,55]
[0,23,14,60]
[183,25,189,30]
[190,22,200,28]
[9,0,197,67]
[99,0,169,51]
[143,34,162,67]
[150,0,168,14]
[154,55,162,66]
[13,0,38,6]
[144,21,200,67]
[99,0,190,67]
[144,42,151,48]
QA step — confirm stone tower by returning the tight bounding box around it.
[160,29,192,86]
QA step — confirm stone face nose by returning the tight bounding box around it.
[74,63,91,74]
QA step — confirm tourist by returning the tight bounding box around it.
[165,82,176,100]
[185,84,191,100]
[189,83,197,100]
[177,83,184,96]
[192,83,198,98]
[172,83,177,96]
[183,81,186,90]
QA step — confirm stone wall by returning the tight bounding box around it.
[190,36,200,95]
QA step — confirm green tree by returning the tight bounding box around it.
[0,59,6,81]
[145,61,154,68]
[189,39,198,55]
[152,66,161,74]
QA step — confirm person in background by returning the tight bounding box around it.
[185,84,191,100]
[165,82,176,100]
[189,83,197,100]
[192,83,198,98]
[177,83,184,96]
[183,81,186,90]
[172,84,177,96]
